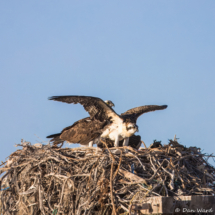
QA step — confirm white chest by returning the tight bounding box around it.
[101,121,134,141]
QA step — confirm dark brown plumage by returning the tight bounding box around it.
[49,96,167,123]
[121,105,168,122]
[49,96,119,122]
[47,117,107,146]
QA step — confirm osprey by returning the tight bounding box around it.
[47,100,115,147]
[47,96,167,147]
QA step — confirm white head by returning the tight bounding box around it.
[105,100,115,108]
[123,122,138,137]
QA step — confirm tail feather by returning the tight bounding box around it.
[47,133,64,146]
[46,133,61,138]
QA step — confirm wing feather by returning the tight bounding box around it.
[49,95,120,122]
[121,105,167,120]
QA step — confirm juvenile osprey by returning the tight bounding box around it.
[47,96,167,147]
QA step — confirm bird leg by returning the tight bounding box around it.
[114,136,119,147]
[88,141,93,147]
[123,137,129,146]
[111,136,121,154]
[122,137,129,153]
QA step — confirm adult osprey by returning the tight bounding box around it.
[47,96,167,147]
[47,100,115,147]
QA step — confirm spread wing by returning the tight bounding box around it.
[49,95,121,122]
[121,105,167,121]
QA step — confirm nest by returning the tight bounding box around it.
[1,139,215,215]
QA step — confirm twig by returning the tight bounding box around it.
[113,150,122,180]
[110,157,116,215]
[141,141,147,149]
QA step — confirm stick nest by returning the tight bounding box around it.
[1,139,215,215]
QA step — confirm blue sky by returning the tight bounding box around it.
[0,1,215,162]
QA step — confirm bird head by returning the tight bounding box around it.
[126,123,139,133]
[105,100,115,108]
